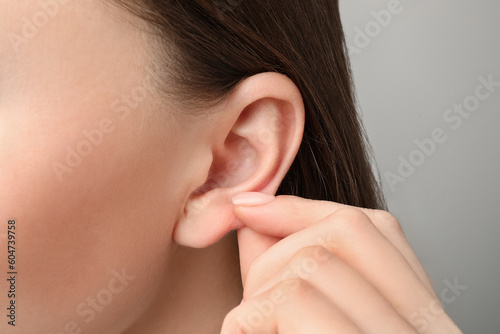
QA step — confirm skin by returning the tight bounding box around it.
[0,1,242,333]
[0,1,462,333]
[225,195,463,333]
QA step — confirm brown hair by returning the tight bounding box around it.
[111,0,386,209]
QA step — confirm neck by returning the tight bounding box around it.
[124,231,243,333]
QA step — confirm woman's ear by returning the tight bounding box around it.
[173,72,305,248]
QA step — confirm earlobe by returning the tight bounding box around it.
[173,73,305,248]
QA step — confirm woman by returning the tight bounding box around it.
[0,0,462,332]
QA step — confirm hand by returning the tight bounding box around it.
[221,193,462,333]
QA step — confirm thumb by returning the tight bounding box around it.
[233,192,343,285]
[236,227,280,286]
[233,192,281,285]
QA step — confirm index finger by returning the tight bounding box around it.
[232,192,437,297]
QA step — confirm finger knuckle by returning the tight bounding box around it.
[289,245,329,263]
[372,209,405,236]
[222,303,270,334]
[284,246,333,278]
[276,277,312,299]
[221,306,249,333]
[273,278,326,315]
[329,207,373,235]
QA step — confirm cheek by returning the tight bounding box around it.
[0,96,184,332]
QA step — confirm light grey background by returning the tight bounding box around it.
[340,0,500,333]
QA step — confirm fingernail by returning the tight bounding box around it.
[232,192,275,207]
